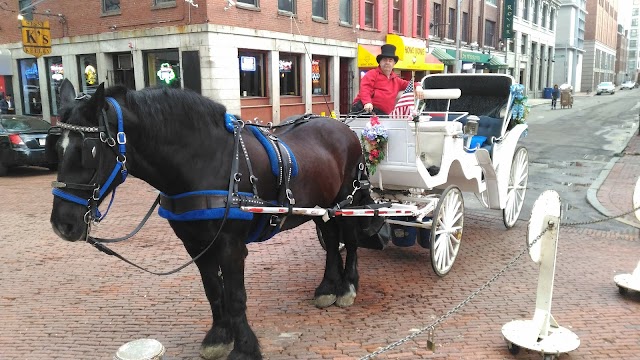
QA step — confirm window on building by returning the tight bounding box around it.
[542,4,547,27]
[432,3,442,37]
[631,40,637,48]
[102,0,120,13]
[153,0,175,7]
[533,0,539,24]
[364,0,376,28]
[45,56,63,116]
[462,12,469,43]
[279,53,300,96]
[633,18,639,27]
[448,8,455,39]
[236,0,258,6]
[523,0,530,21]
[416,0,426,38]
[312,0,326,19]
[550,9,555,30]
[144,49,181,88]
[18,0,33,20]
[521,34,528,54]
[486,0,497,6]
[633,8,639,16]
[18,58,41,115]
[311,56,329,95]
[77,54,99,95]
[279,0,295,13]
[632,29,638,37]
[392,0,402,33]
[239,50,266,97]
[339,0,351,24]
[630,50,636,58]
[484,20,495,47]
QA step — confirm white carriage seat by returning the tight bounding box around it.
[410,120,463,168]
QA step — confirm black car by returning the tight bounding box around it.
[0,114,58,176]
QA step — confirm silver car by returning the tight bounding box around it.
[596,82,615,95]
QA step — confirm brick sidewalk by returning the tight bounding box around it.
[0,172,639,359]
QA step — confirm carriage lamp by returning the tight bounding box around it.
[464,115,480,149]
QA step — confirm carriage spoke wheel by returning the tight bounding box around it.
[430,185,464,277]
[503,146,529,229]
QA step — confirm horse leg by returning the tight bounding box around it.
[336,222,359,307]
[313,220,344,308]
[171,223,233,360]
[214,230,262,360]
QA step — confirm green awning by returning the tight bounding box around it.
[488,56,509,69]
[431,48,456,66]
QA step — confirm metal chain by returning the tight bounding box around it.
[561,203,640,226]
[359,226,551,360]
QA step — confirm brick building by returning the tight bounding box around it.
[615,24,629,85]
[582,0,619,91]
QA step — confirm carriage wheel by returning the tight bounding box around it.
[503,147,529,228]
[430,185,464,277]
[316,225,345,252]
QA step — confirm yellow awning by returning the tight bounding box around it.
[386,34,444,71]
[357,44,380,68]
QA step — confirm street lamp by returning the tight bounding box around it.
[454,0,462,73]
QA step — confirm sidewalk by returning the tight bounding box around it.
[527,92,592,107]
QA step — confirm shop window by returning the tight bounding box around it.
[144,49,181,88]
[77,54,99,95]
[102,0,120,13]
[312,0,326,19]
[46,56,64,116]
[312,56,329,95]
[279,53,300,96]
[18,59,41,115]
[279,0,295,13]
[339,0,351,24]
[239,50,266,97]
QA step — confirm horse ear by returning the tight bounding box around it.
[90,83,107,111]
[59,79,76,107]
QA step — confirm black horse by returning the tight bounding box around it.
[49,79,380,360]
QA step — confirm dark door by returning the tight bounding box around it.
[339,58,353,114]
[182,51,201,94]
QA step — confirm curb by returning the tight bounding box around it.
[586,134,640,229]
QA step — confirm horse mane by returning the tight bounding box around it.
[105,85,229,141]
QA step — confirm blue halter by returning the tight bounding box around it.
[51,96,128,223]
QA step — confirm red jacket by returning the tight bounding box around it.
[353,67,411,115]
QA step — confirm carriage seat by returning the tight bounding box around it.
[457,115,504,152]
[410,120,463,168]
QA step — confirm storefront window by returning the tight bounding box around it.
[18,59,42,115]
[280,53,300,96]
[78,54,98,95]
[46,56,64,116]
[239,51,266,97]
[311,56,329,95]
[144,49,181,88]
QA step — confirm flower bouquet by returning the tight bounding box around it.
[509,84,530,137]
[361,116,389,175]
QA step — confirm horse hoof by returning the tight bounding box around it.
[336,284,356,307]
[314,294,337,308]
[200,343,232,359]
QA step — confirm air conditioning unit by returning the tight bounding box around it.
[117,54,133,70]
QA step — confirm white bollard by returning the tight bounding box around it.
[501,190,580,360]
[114,339,165,360]
[613,177,640,295]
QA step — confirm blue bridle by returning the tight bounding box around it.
[51,96,128,223]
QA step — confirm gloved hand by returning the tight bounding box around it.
[364,103,374,112]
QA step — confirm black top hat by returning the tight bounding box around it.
[376,44,399,63]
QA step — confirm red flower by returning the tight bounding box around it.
[369,154,374,161]
[370,149,379,158]
[370,116,380,126]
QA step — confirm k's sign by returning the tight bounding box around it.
[21,20,52,58]
[502,0,515,39]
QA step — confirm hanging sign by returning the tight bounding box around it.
[502,0,515,39]
[21,20,52,58]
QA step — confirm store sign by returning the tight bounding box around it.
[279,60,292,72]
[311,60,320,83]
[85,64,97,85]
[50,63,64,81]
[240,56,256,71]
[156,63,176,84]
[502,0,515,39]
[21,20,52,58]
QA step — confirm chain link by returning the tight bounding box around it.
[359,226,552,360]
[561,203,640,226]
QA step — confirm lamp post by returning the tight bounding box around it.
[454,0,462,73]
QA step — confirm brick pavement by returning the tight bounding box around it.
[0,169,639,360]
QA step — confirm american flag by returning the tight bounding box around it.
[389,81,415,117]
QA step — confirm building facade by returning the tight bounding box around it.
[627,0,640,82]
[553,0,586,90]
[582,0,619,91]
[615,24,630,84]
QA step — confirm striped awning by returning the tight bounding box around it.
[488,56,509,69]
[430,48,456,66]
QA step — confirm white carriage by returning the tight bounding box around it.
[345,73,529,276]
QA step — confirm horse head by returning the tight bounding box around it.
[50,79,127,242]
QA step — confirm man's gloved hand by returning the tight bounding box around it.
[364,103,374,112]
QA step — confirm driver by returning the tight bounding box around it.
[351,44,424,115]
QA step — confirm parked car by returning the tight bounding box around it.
[596,82,616,95]
[0,114,58,176]
[620,81,636,90]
